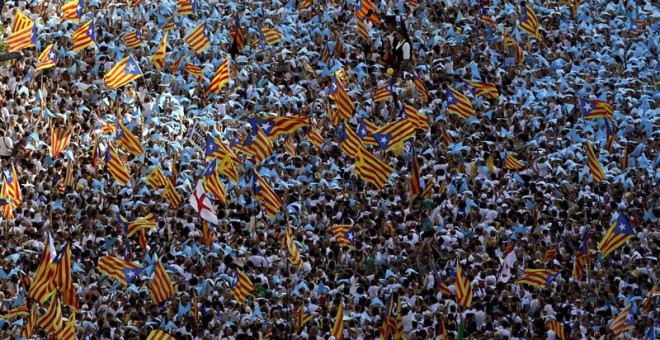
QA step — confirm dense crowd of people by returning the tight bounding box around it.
[0,0,658,338]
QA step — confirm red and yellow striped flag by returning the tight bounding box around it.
[126,214,156,237]
[97,256,143,287]
[328,77,355,121]
[230,14,246,51]
[585,141,605,183]
[261,26,282,45]
[307,121,323,148]
[414,75,429,103]
[122,28,143,49]
[185,62,204,78]
[446,86,475,119]
[217,152,239,184]
[609,306,634,336]
[355,12,369,41]
[177,0,195,15]
[455,263,473,307]
[503,154,524,170]
[184,21,211,53]
[54,314,75,340]
[253,171,283,217]
[283,224,302,268]
[546,320,565,340]
[519,4,542,40]
[116,119,144,157]
[597,214,634,258]
[104,55,143,89]
[206,59,229,95]
[231,269,255,304]
[203,159,227,204]
[284,135,296,156]
[21,305,37,338]
[242,128,274,163]
[503,29,525,64]
[6,11,36,52]
[61,0,83,22]
[410,148,421,198]
[356,0,381,27]
[146,166,168,189]
[464,79,499,100]
[331,301,344,340]
[328,225,355,249]
[152,33,168,69]
[151,260,176,304]
[54,244,79,310]
[354,148,393,190]
[147,329,176,340]
[51,127,72,158]
[163,178,182,208]
[516,269,559,288]
[71,19,96,52]
[402,104,430,131]
[105,144,131,185]
[338,121,365,159]
[36,43,58,71]
[0,303,29,319]
[37,294,62,335]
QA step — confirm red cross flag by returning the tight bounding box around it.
[190,180,218,225]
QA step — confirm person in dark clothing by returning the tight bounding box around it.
[392,25,412,78]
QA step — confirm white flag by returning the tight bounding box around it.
[190,180,218,225]
[499,246,517,283]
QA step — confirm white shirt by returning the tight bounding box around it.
[0,136,13,157]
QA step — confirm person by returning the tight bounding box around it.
[0,129,13,160]
[392,25,412,78]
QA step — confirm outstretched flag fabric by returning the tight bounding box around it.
[190,179,219,225]
[151,260,176,304]
[580,98,614,120]
[206,59,230,95]
[104,55,143,89]
[328,225,355,249]
[61,0,85,22]
[231,270,255,304]
[519,4,542,39]
[116,119,144,157]
[185,21,211,53]
[446,86,476,119]
[328,77,355,121]
[597,214,634,258]
[97,256,143,287]
[516,269,559,288]
[71,19,96,52]
[36,44,58,71]
[331,301,344,339]
[105,144,131,185]
[464,79,499,100]
[37,294,62,335]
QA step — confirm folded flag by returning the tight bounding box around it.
[328,77,355,121]
[413,75,429,103]
[230,14,246,51]
[123,214,157,237]
[206,58,229,95]
[185,62,204,78]
[151,260,176,304]
[253,171,283,218]
[464,79,499,100]
[519,4,542,39]
[0,303,29,319]
[307,121,323,148]
[356,0,381,27]
[54,244,79,310]
[597,214,633,258]
[36,44,58,71]
[203,159,227,204]
[146,166,168,189]
[152,33,168,69]
[331,301,344,339]
[231,270,255,304]
[580,98,614,120]
[283,224,302,268]
[284,135,296,156]
[354,148,393,190]
[71,19,96,52]
[22,306,37,338]
[51,127,72,158]
[546,320,566,340]
[503,29,524,64]
[122,28,143,49]
[446,86,476,119]
[355,13,369,41]
[116,119,144,157]
[503,154,524,170]
[455,263,473,307]
[105,144,131,185]
[185,21,211,53]
[328,225,355,249]
[295,299,313,332]
[97,256,143,287]
[104,55,143,89]
[338,121,366,159]
[515,269,559,288]
[410,148,421,197]
[585,141,605,183]
[37,294,62,335]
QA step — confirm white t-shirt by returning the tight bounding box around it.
[0,136,14,157]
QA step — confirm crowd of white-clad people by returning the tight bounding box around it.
[0,0,658,338]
